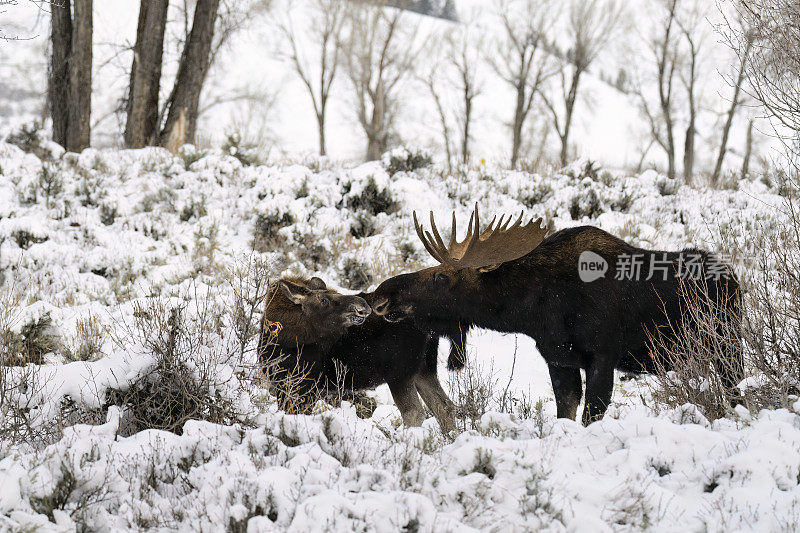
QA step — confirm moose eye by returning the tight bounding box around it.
[433,272,449,285]
[319,297,330,306]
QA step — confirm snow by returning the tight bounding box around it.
[0,0,797,529]
[0,0,773,171]
[0,142,796,530]
[3,402,800,531]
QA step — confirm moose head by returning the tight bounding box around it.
[372,204,547,329]
[270,277,372,346]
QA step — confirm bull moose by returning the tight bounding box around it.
[258,276,457,433]
[372,205,743,425]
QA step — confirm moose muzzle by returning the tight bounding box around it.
[347,299,372,325]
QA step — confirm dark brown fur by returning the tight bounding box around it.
[258,277,457,432]
[373,226,743,425]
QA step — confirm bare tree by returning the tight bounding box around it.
[47,0,92,152]
[491,0,558,169]
[677,3,707,185]
[341,1,422,161]
[48,0,70,147]
[124,0,170,148]
[420,23,483,169]
[543,0,623,168]
[450,24,483,165]
[635,0,681,180]
[712,15,753,184]
[419,45,454,169]
[278,0,345,156]
[159,0,221,148]
[734,0,800,142]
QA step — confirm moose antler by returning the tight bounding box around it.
[413,203,547,268]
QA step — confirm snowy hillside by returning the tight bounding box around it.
[0,141,797,530]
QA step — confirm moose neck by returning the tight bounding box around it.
[471,259,537,333]
[424,258,539,337]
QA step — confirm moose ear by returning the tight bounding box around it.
[279,280,310,304]
[307,277,327,290]
[477,264,502,273]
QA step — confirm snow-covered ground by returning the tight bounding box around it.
[0,142,797,531]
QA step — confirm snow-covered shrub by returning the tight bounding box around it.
[517,180,553,209]
[180,195,207,222]
[137,186,176,213]
[62,315,106,363]
[569,187,602,220]
[382,147,432,176]
[11,228,48,250]
[192,220,222,274]
[22,163,63,208]
[738,203,800,410]
[26,446,113,525]
[2,312,59,366]
[252,211,293,252]
[109,300,252,435]
[339,256,373,290]
[222,132,262,167]
[6,121,56,161]
[349,210,376,238]
[656,175,680,196]
[99,202,117,225]
[344,175,397,215]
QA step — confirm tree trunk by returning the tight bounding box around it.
[664,117,676,179]
[559,67,582,167]
[461,79,473,165]
[431,83,452,170]
[66,0,92,152]
[160,0,221,147]
[318,112,327,157]
[683,120,695,185]
[683,70,696,185]
[511,84,527,169]
[365,82,386,161]
[741,118,754,179]
[49,0,71,148]
[712,40,751,184]
[125,0,169,148]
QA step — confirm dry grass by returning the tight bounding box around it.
[646,277,744,420]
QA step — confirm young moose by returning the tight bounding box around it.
[372,205,743,425]
[258,277,457,433]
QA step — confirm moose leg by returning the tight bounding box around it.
[388,377,425,428]
[547,364,582,420]
[581,358,615,426]
[414,371,457,435]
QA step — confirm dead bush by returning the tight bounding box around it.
[447,357,498,432]
[225,255,274,363]
[739,202,800,409]
[257,316,317,415]
[647,276,745,421]
[252,212,294,252]
[62,314,106,362]
[109,298,252,435]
